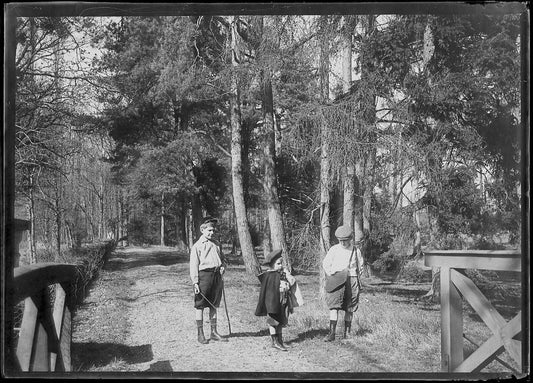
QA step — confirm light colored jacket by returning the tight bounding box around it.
[322,244,364,277]
[189,235,223,284]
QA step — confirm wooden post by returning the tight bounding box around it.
[16,297,38,371]
[31,321,49,371]
[440,267,463,372]
[425,250,521,373]
[60,305,72,371]
[51,283,66,371]
[4,8,17,373]
[13,263,78,372]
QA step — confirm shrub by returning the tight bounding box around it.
[287,224,321,272]
[35,246,57,263]
[471,237,506,250]
[397,264,432,283]
[371,251,402,273]
[248,224,262,247]
[70,240,117,305]
[127,219,152,245]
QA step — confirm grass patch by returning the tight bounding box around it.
[223,265,520,372]
[70,246,523,374]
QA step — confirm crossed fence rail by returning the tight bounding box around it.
[12,263,78,372]
[424,250,523,374]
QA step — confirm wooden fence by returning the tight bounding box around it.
[13,263,78,372]
[424,250,522,373]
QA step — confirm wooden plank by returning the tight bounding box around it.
[425,250,520,256]
[15,297,38,371]
[451,269,506,333]
[424,250,521,272]
[452,272,522,372]
[60,307,72,371]
[13,263,78,303]
[455,330,505,372]
[50,284,66,372]
[30,321,49,371]
[440,267,463,372]
[457,315,522,373]
[40,287,62,372]
[500,313,522,366]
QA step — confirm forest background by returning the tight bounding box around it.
[10,5,525,292]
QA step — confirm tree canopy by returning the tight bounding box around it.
[12,10,524,272]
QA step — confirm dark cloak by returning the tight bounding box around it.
[254,270,281,316]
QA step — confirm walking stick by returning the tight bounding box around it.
[222,277,232,335]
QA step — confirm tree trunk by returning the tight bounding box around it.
[412,174,422,257]
[413,209,422,256]
[160,192,165,246]
[176,198,188,251]
[362,148,376,277]
[353,163,365,238]
[229,202,238,256]
[362,147,376,233]
[119,191,128,246]
[191,194,203,241]
[343,168,356,227]
[357,15,377,241]
[340,16,358,234]
[28,173,36,264]
[339,15,366,240]
[260,70,289,268]
[318,15,332,298]
[114,188,119,241]
[229,15,261,276]
[389,162,398,205]
[99,174,104,239]
[55,174,62,260]
[257,17,289,267]
[319,126,331,299]
[262,214,272,257]
[187,206,194,248]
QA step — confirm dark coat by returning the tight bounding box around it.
[254,270,282,316]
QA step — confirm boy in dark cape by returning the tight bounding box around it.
[255,249,298,351]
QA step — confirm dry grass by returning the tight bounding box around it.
[70,246,523,376]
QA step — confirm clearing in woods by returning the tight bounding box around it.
[71,245,520,377]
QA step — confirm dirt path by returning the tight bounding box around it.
[72,246,331,373]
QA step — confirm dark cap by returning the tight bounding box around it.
[334,225,352,240]
[200,217,218,230]
[263,249,282,266]
[202,217,218,225]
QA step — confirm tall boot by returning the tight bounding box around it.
[196,320,209,344]
[210,319,228,342]
[324,320,337,342]
[343,320,352,339]
[277,330,288,351]
[271,333,288,351]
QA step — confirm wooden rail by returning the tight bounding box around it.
[424,250,522,373]
[13,263,78,372]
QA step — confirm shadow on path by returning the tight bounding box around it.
[146,360,173,372]
[104,250,188,271]
[290,329,329,344]
[228,329,269,338]
[72,342,153,369]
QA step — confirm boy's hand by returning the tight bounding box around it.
[194,283,200,294]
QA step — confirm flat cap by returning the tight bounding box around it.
[202,216,218,225]
[200,217,218,229]
[263,249,283,265]
[334,225,353,240]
